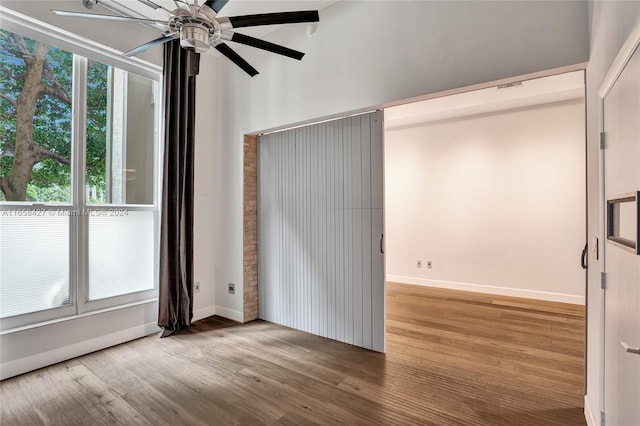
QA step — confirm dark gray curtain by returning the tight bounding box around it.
[158,40,200,337]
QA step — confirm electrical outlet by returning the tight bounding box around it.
[228,283,235,294]
[194,281,200,293]
[417,260,422,268]
[427,260,433,269]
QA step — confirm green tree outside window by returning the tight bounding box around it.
[0,30,107,202]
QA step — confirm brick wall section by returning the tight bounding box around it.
[243,134,259,322]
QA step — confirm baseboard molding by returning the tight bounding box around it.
[193,306,216,322]
[584,395,598,426]
[1,305,242,380]
[386,275,585,305]
[214,305,244,323]
[0,322,160,381]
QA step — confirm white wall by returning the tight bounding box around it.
[210,0,589,320]
[585,2,640,425]
[193,53,218,320]
[385,99,586,303]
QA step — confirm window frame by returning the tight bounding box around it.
[0,7,164,330]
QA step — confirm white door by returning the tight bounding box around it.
[602,41,640,425]
[258,111,385,352]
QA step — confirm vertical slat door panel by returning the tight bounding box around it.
[258,110,384,351]
[350,117,364,347]
[334,121,346,343]
[370,112,384,210]
[316,123,329,337]
[370,112,385,351]
[342,120,355,345]
[371,208,385,352]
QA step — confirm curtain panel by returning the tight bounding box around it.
[158,40,200,337]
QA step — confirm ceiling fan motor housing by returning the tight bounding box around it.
[170,6,219,54]
[180,21,211,53]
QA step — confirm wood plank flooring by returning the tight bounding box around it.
[1,283,585,425]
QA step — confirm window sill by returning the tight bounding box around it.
[0,298,158,336]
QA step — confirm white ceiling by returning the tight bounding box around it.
[385,71,585,130]
[0,0,335,64]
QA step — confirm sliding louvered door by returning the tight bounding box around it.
[258,111,384,352]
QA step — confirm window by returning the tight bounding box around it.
[86,61,156,205]
[85,61,157,302]
[0,23,162,330]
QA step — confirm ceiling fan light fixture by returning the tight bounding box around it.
[180,22,211,53]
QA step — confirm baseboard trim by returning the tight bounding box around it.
[1,305,240,380]
[0,322,160,381]
[386,275,585,305]
[193,306,216,322]
[214,305,244,323]
[584,395,598,426]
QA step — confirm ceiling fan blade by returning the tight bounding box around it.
[52,10,169,25]
[173,0,191,11]
[215,43,259,77]
[125,34,177,57]
[138,0,162,10]
[137,0,174,16]
[228,33,305,60]
[204,0,229,13]
[224,11,319,29]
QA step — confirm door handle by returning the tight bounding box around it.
[581,243,588,269]
[620,341,640,355]
[380,234,384,255]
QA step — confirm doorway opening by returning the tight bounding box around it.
[383,70,587,421]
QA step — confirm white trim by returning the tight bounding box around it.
[0,10,162,330]
[0,6,161,80]
[1,299,158,335]
[599,18,640,98]
[598,98,607,423]
[214,305,244,323]
[193,306,216,322]
[595,19,640,425]
[0,321,160,380]
[249,62,587,136]
[386,275,585,305]
[584,395,598,426]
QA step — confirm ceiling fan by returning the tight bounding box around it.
[52,0,320,76]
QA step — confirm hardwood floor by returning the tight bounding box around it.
[1,283,585,425]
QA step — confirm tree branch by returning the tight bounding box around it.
[42,62,71,105]
[0,92,17,107]
[0,66,12,80]
[36,146,70,166]
[8,34,33,64]
[41,84,72,105]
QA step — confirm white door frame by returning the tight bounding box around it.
[598,17,640,425]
